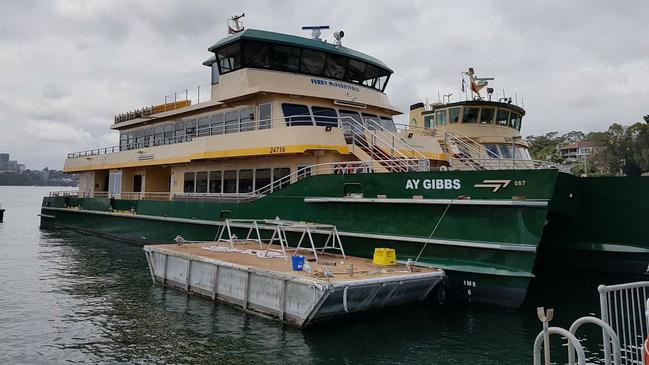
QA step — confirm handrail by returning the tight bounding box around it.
[533,327,586,365]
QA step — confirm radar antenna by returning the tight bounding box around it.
[462,67,494,100]
[228,13,245,34]
[301,25,330,41]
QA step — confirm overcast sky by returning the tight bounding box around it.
[0,0,647,169]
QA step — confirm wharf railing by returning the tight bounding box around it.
[599,282,649,365]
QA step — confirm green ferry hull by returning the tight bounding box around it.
[543,174,649,275]
[41,169,558,308]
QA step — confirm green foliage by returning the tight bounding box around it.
[526,117,649,176]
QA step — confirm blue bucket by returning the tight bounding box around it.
[291,255,305,271]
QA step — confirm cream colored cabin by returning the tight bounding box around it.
[65,28,446,198]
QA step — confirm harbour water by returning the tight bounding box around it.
[0,186,642,364]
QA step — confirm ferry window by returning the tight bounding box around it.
[300,49,326,75]
[324,54,347,79]
[271,44,300,72]
[362,113,380,130]
[480,108,495,124]
[211,113,224,135]
[282,103,312,126]
[217,42,241,74]
[435,110,448,126]
[510,113,521,130]
[143,128,154,147]
[345,59,366,84]
[243,41,270,68]
[297,165,312,180]
[273,167,291,190]
[211,64,220,85]
[449,107,461,123]
[255,169,271,190]
[240,107,255,132]
[238,169,253,193]
[424,115,434,129]
[135,129,144,147]
[499,144,513,159]
[312,106,338,127]
[515,146,531,160]
[462,107,479,123]
[495,109,510,126]
[127,132,135,149]
[120,133,127,150]
[185,119,197,138]
[362,64,390,91]
[154,126,164,146]
[258,103,272,129]
[484,144,500,158]
[183,172,195,193]
[196,172,208,193]
[223,170,237,193]
[339,110,363,141]
[163,125,173,144]
[209,171,222,193]
[225,111,239,134]
[175,122,185,142]
[380,117,397,132]
[198,117,210,137]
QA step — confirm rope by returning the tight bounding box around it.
[414,197,456,264]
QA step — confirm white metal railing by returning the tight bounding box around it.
[48,158,429,203]
[114,83,212,124]
[599,282,649,365]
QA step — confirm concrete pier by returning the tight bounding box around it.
[144,243,445,328]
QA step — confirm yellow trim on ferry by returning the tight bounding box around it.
[64,144,350,173]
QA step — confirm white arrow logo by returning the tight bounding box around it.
[473,179,511,192]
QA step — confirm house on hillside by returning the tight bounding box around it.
[559,140,603,162]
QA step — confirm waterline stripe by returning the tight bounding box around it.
[41,207,538,253]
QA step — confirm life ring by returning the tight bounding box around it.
[644,336,649,364]
[440,165,448,172]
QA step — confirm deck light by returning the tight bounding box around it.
[407,132,414,138]
[325,125,332,132]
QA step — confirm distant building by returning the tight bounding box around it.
[0,153,24,173]
[559,141,602,161]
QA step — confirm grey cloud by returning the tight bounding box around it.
[0,0,647,169]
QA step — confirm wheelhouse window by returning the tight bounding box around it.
[345,59,367,84]
[135,129,144,148]
[223,170,237,193]
[380,117,397,132]
[362,64,390,91]
[196,172,208,193]
[238,169,253,193]
[258,103,272,129]
[436,110,447,126]
[424,115,434,129]
[183,172,195,193]
[282,103,312,126]
[209,171,222,193]
[300,49,326,75]
[324,54,347,79]
[480,108,495,124]
[127,132,135,149]
[174,122,185,142]
[449,107,461,123]
[271,44,300,72]
[312,106,338,127]
[510,113,522,130]
[185,119,196,140]
[217,42,241,74]
[495,109,510,126]
[462,107,479,123]
[243,41,270,68]
[120,133,127,150]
